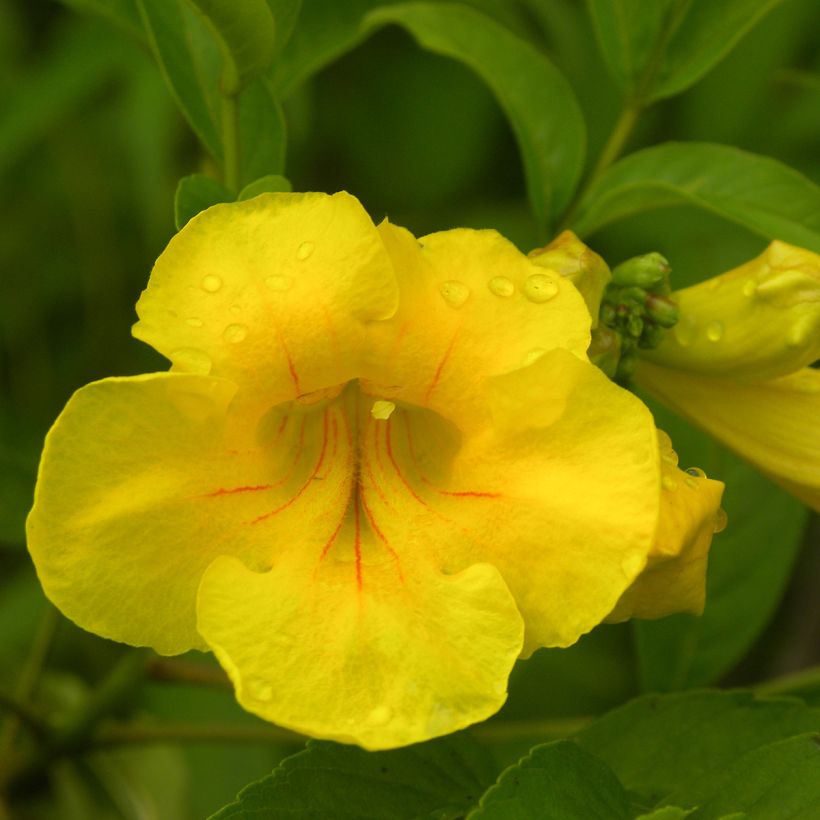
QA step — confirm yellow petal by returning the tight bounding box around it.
[361,349,660,654]
[363,222,591,433]
[643,241,820,381]
[196,555,523,750]
[636,361,820,512]
[528,230,612,327]
[134,192,398,412]
[607,430,725,622]
[26,373,349,654]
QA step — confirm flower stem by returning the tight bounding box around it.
[221,92,241,193]
[147,656,232,689]
[1,648,151,797]
[0,603,58,767]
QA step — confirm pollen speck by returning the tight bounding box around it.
[371,400,396,420]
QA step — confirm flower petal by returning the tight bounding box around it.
[196,554,523,750]
[26,373,349,654]
[134,192,398,410]
[606,430,725,622]
[637,361,820,512]
[363,349,660,654]
[643,241,820,381]
[364,222,590,433]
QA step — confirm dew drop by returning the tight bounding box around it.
[705,320,724,342]
[661,449,679,467]
[673,315,697,347]
[265,274,292,292]
[714,507,728,533]
[223,323,248,344]
[742,280,757,298]
[370,400,396,421]
[296,241,315,261]
[685,476,699,490]
[185,317,203,328]
[523,273,559,303]
[171,347,212,374]
[247,677,273,701]
[488,275,515,298]
[439,280,470,308]
[685,467,706,478]
[786,316,814,348]
[229,303,242,315]
[662,475,677,491]
[366,705,393,726]
[200,274,222,293]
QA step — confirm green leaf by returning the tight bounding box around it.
[575,690,820,807]
[264,0,302,55]
[137,0,221,158]
[186,0,276,93]
[58,0,144,39]
[635,809,694,820]
[209,734,498,820]
[586,0,786,102]
[238,80,287,186]
[268,0,383,97]
[468,740,631,819]
[571,142,820,252]
[365,2,586,233]
[174,174,232,230]
[686,733,820,819]
[633,408,808,690]
[238,174,292,200]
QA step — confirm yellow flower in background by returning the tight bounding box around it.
[636,241,820,511]
[28,192,719,749]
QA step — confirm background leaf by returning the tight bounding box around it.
[173,173,232,230]
[238,174,292,200]
[468,740,632,819]
[237,80,287,186]
[633,408,808,691]
[575,689,820,808]
[136,0,221,158]
[210,734,498,820]
[586,0,787,102]
[186,0,276,93]
[264,0,302,57]
[365,2,586,234]
[571,142,820,251]
[684,733,820,819]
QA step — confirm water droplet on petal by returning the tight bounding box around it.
[685,467,706,478]
[706,320,724,342]
[714,507,728,533]
[662,475,677,491]
[523,273,559,303]
[247,677,273,701]
[673,315,697,347]
[661,450,679,467]
[366,705,393,726]
[265,274,292,292]
[229,304,242,315]
[296,241,314,261]
[488,276,515,297]
[439,280,470,308]
[742,280,757,298]
[223,323,248,344]
[787,316,815,348]
[185,317,203,328]
[370,400,396,420]
[171,347,212,374]
[685,476,699,489]
[200,274,222,293]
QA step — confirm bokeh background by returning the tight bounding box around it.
[1,0,819,816]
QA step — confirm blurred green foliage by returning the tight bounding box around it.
[1,0,819,816]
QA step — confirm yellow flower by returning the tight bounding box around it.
[29,192,675,749]
[636,241,820,512]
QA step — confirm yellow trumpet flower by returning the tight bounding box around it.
[637,241,820,512]
[28,192,719,749]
